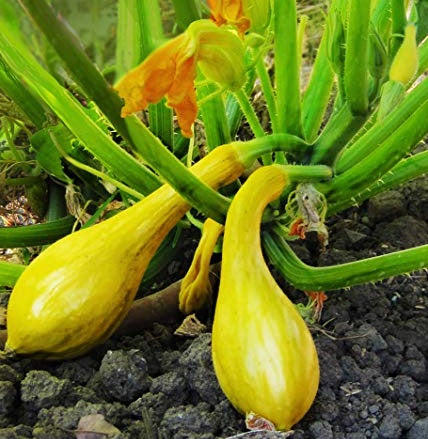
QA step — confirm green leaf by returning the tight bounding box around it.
[30,127,72,183]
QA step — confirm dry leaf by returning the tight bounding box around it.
[75,414,121,438]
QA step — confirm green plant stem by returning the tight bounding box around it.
[225,52,257,138]
[263,231,428,291]
[3,176,42,186]
[336,75,428,173]
[0,56,46,129]
[302,33,334,142]
[417,36,428,77]
[233,133,311,166]
[255,55,279,133]
[116,0,164,81]
[311,103,368,165]
[0,216,74,248]
[391,0,407,57]
[371,0,391,42]
[198,83,231,151]
[344,0,371,115]
[328,150,428,214]
[0,261,25,288]
[319,98,428,204]
[233,89,265,138]
[0,30,161,196]
[171,0,201,30]
[49,131,144,201]
[132,1,174,148]
[18,0,126,138]
[45,180,67,221]
[274,0,302,135]
[16,0,161,194]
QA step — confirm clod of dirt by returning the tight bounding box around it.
[89,349,151,403]
[21,370,72,411]
[367,191,406,224]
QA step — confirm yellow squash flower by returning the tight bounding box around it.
[115,20,245,138]
[208,0,271,34]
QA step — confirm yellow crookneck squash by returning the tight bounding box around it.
[6,145,245,360]
[212,165,319,431]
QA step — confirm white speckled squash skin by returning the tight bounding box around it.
[6,145,245,360]
[212,165,319,430]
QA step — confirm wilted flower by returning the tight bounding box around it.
[115,20,245,137]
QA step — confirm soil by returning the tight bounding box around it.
[0,176,427,439]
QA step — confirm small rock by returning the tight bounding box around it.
[96,349,151,403]
[150,370,188,403]
[379,414,402,438]
[160,403,219,437]
[407,417,428,439]
[308,420,333,439]
[179,334,224,404]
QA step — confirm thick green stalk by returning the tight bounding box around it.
[310,103,368,165]
[45,181,67,221]
[328,150,428,214]
[417,36,428,77]
[319,98,428,203]
[263,231,428,292]
[132,0,174,148]
[116,0,164,80]
[172,0,201,30]
[255,56,280,133]
[0,30,160,195]
[344,0,371,114]
[302,34,334,142]
[198,83,231,151]
[336,76,428,173]
[233,89,265,138]
[391,0,407,57]
[371,0,391,42]
[225,61,257,137]
[274,0,302,135]
[0,216,74,247]
[0,261,25,288]
[3,177,42,186]
[233,133,311,166]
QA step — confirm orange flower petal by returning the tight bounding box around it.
[115,34,188,117]
[208,0,250,35]
[166,56,198,138]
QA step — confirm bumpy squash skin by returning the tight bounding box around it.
[212,166,320,431]
[6,146,245,359]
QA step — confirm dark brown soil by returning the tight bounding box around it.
[0,176,426,439]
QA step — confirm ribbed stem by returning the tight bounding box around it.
[320,98,428,203]
[336,75,428,173]
[0,216,74,248]
[274,0,302,135]
[233,89,265,138]
[264,231,428,291]
[328,150,428,214]
[198,83,231,151]
[0,262,25,288]
[255,55,279,133]
[302,34,334,142]
[344,0,371,114]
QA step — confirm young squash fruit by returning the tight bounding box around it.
[6,145,245,360]
[212,165,320,431]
